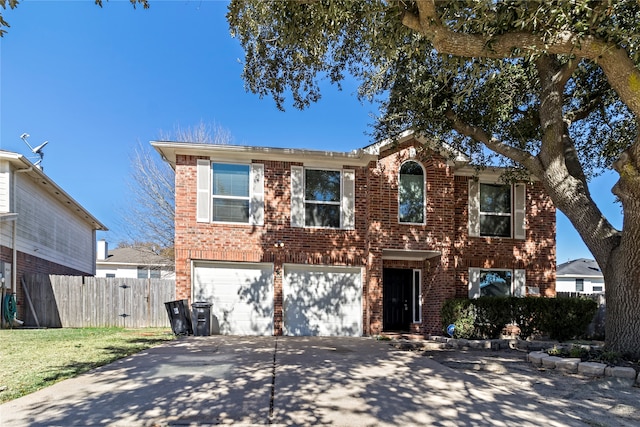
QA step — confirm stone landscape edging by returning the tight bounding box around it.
[387,335,640,388]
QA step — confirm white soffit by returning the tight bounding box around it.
[151,141,377,169]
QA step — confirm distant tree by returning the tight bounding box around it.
[0,0,149,37]
[121,121,233,257]
[228,1,640,357]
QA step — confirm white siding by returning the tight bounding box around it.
[0,161,10,213]
[95,265,176,279]
[14,174,94,273]
[556,277,605,293]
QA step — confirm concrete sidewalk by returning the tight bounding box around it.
[1,336,638,426]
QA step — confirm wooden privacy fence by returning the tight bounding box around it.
[22,273,175,328]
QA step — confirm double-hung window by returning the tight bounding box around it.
[212,163,250,223]
[469,180,526,239]
[479,184,512,237]
[196,159,264,225]
[290,166,355,229]
[304,169,341,228]
[399,161,425,224]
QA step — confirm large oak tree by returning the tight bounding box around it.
[228,0,640,356]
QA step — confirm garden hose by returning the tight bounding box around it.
[2,293,17,323]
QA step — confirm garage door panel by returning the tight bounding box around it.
[193,262,274,336]
[283,266,362,337]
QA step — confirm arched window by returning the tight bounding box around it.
[399,161,425,223]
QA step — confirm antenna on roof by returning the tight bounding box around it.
[20,133,49,170]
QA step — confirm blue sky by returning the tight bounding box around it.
[0,0,622,263]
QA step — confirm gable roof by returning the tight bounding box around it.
[556,258,602,277]
[96,246,173,267]
[363,130,470,166]
[0,150,107,231]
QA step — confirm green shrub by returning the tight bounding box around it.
[510,297,546,340]
[538,298,598,341]
[441,295,598,341]
[474,297,512,339]
[441,299,476,339]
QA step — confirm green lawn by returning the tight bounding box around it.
[0,327,174,403]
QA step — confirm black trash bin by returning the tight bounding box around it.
[164,299,193,335]
[191,301,213,336]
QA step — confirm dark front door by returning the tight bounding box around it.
[383,268,413,331]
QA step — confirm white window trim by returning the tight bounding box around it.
[304,167,342,229]
[211,162,251,225]
[197,160,264,226]
[469,181,526,240]
[412,269,422,323]
[291,167,355,230]
[479,183,512,238]
[398,160,426,225]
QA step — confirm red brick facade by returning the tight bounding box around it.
[171,139,556,336]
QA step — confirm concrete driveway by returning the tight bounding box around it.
[1,336,638,426]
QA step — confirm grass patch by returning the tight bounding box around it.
[0,327,174,403]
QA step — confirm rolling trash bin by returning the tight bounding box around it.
[164,299,193,336]
[191,301,213,336]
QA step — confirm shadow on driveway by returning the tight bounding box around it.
[1,336,638,426]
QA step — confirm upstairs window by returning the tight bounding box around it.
[212,163,250,223]
[399,161,425,224]
[304,169,341,227]
[196,159,264,225]
[290,166,355,229]
[480,184,511,237]
[468,181,526,239]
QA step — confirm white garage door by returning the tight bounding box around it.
[192,261,274,336]
[283,265,363,336]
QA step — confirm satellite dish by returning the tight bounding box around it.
[31,141,48,154]
[19,132,49,169]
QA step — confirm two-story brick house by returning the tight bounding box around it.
[152,132,555,337]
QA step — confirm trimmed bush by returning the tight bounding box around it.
[474,297,513,339]
[441,296,598,341]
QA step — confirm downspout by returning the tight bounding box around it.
[12,166,32,294]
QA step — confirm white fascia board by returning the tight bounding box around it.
[0,151,107,231]
[96,261,172,268]
[556,274,604,279]
[151,141,377,169]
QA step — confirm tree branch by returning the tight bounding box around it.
[407,4,640,118]
[444,109,542,175]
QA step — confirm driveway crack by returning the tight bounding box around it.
[268,336,278,424]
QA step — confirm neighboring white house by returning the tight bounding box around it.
[95,240,175,279]
[556,258,605,293]
[0,150,107,323]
